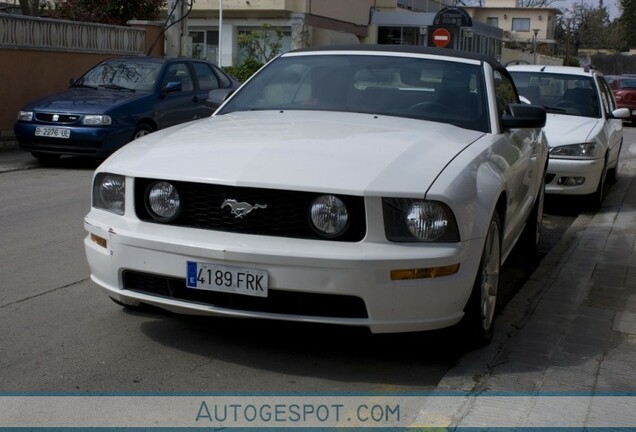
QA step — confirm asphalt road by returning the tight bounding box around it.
[0,135,603,392]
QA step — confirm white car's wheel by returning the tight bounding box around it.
[520,180,545,256]
[587,154,607,210]
[460,212,501,347]
[607,143,621,184]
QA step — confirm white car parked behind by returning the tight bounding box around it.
[508,65,630,208]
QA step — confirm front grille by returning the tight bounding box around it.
[34,113,81,124]
[122,271,369,319]
[134,179,366,241]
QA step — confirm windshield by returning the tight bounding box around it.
[219,54,489,132]
[509,71,600,118]
[619,79,636,90]
[74,60,162,92]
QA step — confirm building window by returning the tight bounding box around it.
[236,27,292,64]
[378,26,425,46]
[486,17,499,27]
[511,18,531,32]
[189,30,219,64]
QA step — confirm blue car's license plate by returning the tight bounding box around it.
[35,126,71,139]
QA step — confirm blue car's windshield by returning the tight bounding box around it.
[74,60,162,92]
[218,54,489,133]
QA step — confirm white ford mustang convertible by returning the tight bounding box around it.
[84,45,548,346]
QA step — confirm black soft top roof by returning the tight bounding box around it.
[289,44,502,70]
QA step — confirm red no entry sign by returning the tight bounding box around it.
[432,28,451,48]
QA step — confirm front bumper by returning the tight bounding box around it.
[545,156,605,195]
[84,209,484,334]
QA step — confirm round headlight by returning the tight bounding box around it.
[309,195,349,238]
[406,201,449,241]
[146,181,181,222]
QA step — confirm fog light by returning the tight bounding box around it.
[90,233,107,248]
[557,176,585,186]
[391,264,460,280]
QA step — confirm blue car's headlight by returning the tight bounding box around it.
[93,173,125,215]
[18,111,33,121]
[83,115,112,126]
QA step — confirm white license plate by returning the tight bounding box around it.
[35,126,70,139]
[186,261,268,297]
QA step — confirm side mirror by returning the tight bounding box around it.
[501,103,546,129]
[519,95,531,105]
[206,88,235,109]
[162,81,182,95]
[611,107,630,119]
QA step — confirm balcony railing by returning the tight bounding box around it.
[397,0,446,13]
[0,13,145,55]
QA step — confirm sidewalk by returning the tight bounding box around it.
[420,147,636,426]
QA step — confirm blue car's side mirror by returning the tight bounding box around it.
[162,81,182,95]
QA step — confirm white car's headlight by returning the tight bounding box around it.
[550,143,598,158]
[18,111,33,121]
[383,198,459,242]
[93,173,125,215]
[145,181,181,222]
[309,195,349,238]
[82,115,112,126]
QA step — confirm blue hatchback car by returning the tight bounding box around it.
[14,56,240,161]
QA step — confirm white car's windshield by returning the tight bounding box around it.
[219,54,489,132]
[74,60,162,92]
[509,72,600,118]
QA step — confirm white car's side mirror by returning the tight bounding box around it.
[612,107,630,119]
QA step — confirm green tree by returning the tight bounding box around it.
[620,0,636,48]
[18,0,41,15]
[554,0,624,57]
[48,0,166,25]
[224,24,285,82]
[575,1,611,50]
[237,24,284,64]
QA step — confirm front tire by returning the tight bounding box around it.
[460,212,502,348]
[586,156,607,210]
[607,143,621,184]
[31,152,61,163]
[110,297,143,311]
[520,181,545,256]
[132,124,155,140]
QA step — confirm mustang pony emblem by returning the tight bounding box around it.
[221,199,267,218]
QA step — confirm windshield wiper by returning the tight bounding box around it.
[71,83,98,89]
[99,84,135,92]
[543,106,567,113]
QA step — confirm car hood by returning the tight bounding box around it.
[543,114,600,147]
[22,87,148,114]
[103,111,484,196]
